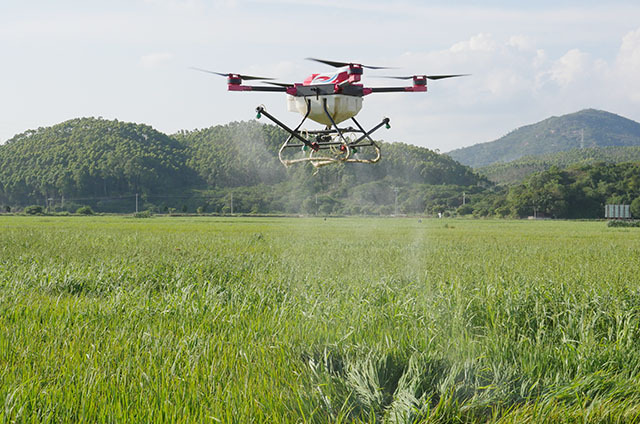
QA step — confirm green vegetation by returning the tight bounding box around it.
[174,120,286,188]
[2,112,640,219]
[24,205,44,215]
[633,196,640,217]
[478,146,640,185]
[2,216,640,422]
[607,219,640,227]
[457,162,640,219]
[448,109,640,168]
[0,118,486,215]
[0,117,193,208]
[504,162,640,218]
[75,205,95,215]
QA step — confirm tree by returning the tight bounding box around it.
[631,197,640,218]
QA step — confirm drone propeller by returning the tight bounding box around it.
[306,57,393,70]
[381,74,469,80]
[189,67,275,81]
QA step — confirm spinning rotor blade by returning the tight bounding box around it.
[380,74,469,80]
[305,57,393,70]
[189,67,275,80]
[426,74,470,80]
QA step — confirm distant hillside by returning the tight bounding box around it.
[175,122,483,188]
[173,121,288,188]
[478,146,640,185]
[0,118,193,206]
[448,109,640,168]
[0,117,487,214]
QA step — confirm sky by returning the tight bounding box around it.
[2,0,640,152]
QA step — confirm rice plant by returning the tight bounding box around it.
[1,216,639,422]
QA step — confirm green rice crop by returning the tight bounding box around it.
[1,216,640,422]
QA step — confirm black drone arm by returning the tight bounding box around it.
[368,87,412,93]
[230,85,289,92]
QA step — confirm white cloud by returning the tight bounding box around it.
[533,49,548,68]
[618,27,640,68]
[450,33,497,53]
[614,28,640,101]
[139,52,174,68]
[547,49,590,87]
[507,35,534,51]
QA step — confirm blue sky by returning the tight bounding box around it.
[2,0,640,151]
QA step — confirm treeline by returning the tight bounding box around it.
[479,146,640,185]
[2,117,639,218]
[460,162,640,219]
[0,117,486,214]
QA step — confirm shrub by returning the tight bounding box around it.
[133,210,153,218]
[607,220,640,228]
[24,205,44,215]
[76,206,94,215]
[456,204,474,216]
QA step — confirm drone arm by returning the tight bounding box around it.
[366,86,427,95]
[255,106,315,149]
[228,84,288,92]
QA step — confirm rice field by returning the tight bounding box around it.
[1,216,640,422]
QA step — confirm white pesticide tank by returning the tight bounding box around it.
[287,95,362,125]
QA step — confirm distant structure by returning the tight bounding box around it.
[605,204,631,219]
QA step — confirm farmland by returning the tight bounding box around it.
[1,216,640,422]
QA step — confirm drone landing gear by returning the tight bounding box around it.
[255,99,389,169]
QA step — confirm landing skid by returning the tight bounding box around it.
[256,98,389,169]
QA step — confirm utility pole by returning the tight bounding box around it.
[230,192,234,215]
[61,195,64,210]
[135,193,139,213]
[463,192,466,205]
[392,187,399,216]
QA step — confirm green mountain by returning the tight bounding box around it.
[0,117,194,206]
[447,109,640,168]
[0,117,487,215]
[479,146,640,185]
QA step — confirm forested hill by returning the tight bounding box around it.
[173,121,287,188]
[447,109,640,168]
[174,121,482,188]
[0,118,193,205]
[478,146,640,185]
[0,117,486,213]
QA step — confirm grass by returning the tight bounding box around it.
[1,216,640,422]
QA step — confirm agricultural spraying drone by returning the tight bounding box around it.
[193,58,467,168]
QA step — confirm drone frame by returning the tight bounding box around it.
[193,60,467,169]
[256,99,389,168]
